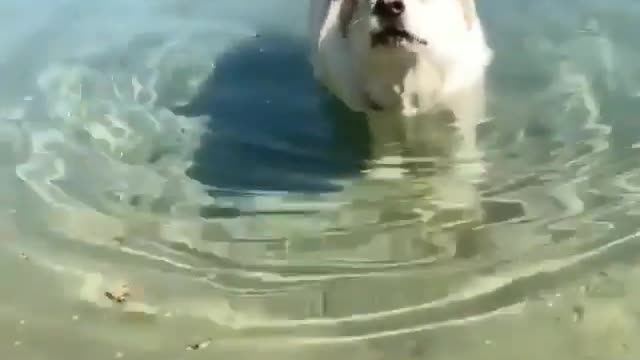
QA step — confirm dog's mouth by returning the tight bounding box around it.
[371,27,428,47]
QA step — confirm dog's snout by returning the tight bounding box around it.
[373,0,405,20]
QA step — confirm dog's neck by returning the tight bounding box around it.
[361,51,444,117]
[357,19,492,116]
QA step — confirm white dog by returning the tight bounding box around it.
[309,0,492,176]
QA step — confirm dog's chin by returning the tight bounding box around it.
[370,28,428,49]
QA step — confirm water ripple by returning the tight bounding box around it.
[3,0,640,358]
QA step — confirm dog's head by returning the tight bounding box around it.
[339,0,478,54]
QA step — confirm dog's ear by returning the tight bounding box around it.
[338,0,357,38]
[457,0,477,29]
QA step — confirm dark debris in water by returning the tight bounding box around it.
[572,304,585,322]
[186,339,212,351]
[105,291,128,303]
[113,236,126,245]
[583,271,626,298]
[105,284,131,304]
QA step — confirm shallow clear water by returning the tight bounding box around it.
[3,0,640,359]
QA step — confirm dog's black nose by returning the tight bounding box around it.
[373,0,405,19]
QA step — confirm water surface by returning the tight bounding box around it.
[2,1,640,359]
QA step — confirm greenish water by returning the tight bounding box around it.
[2,0,640,359]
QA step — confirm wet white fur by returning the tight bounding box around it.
[309,0,492,167]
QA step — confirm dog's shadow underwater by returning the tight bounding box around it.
[172,33,370,194]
